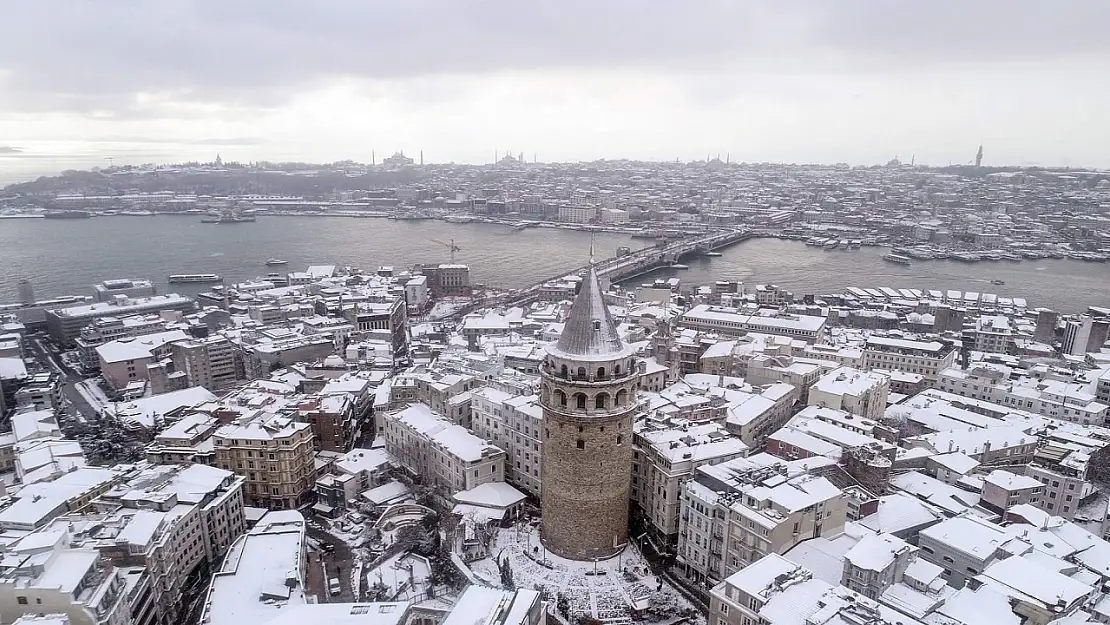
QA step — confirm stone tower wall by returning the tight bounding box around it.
[540,407,634,559]
[539,357,639,561]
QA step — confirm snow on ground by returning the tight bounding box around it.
[75,379,110,412]
[365,552,433,602]
[468,521,703,625]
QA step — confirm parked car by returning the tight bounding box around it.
[328,578,342,596]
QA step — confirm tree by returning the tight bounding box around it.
[499,557,515,591]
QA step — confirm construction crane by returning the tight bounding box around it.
[430,238,461,263]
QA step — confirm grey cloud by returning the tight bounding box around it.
[0,0,1107,115]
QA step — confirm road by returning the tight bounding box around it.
[306,524,360,603]
[24,336,99,419]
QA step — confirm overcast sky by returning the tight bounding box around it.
[1,1,1108,175]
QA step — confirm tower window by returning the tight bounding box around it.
[617,435,623,445]
[615,364,622,375]
[595,393,610,409]
[577,367,587,380]
[575,393,587,409]
[593,320,601,330]
[597,367,606,379]
[576,439,585,450]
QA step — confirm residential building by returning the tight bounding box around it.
[169,336,242,392]
[861,336,957,385]
[96,331,188,391]
[808,366,890,419]
[382,403,506,497]
[631,419,748,550]
[213,415,315,510]
[680,305,827,343]
[313,447,393,515]
[45,295,196,346]
[916,514,1011,588]
[470,387,544,497]
[678,453,846,585]
[0,537,130,625]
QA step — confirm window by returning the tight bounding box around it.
[575,393,587,409]
[554,390,566,407]
[720,604,729,616]
[17,597,27,605]
[942,556,954,563]
[597,367,606,379]
[595,393,609,409]
[576,439,585,450]
[577,366,586,379]
[617,435,623,445]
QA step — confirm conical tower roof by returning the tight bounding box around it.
[551,267,629,360]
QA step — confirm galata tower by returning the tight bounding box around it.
[540,267,639,560]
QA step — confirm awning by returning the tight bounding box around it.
[312,503,335,514]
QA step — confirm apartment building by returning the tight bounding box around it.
[631,419,748,550]
[916,514,1010,588]
[979,469,1044,514]
[169,336,242,392]
[382,403,506,497]
[709,554,918,625]
[45,295,196,346]
[213,415,316,510]
[469,387,543,497]
[808,366,890,420]
[0,537,130,625]
[340,297,409,355]
[77,464,246,625]
[144,413,219,466]
[75,314,186,370]
[295,393,357,452]
[680,305,827,343]
[314,447,393,514]
[677,453,846,586]
[861,336,957,385]
[1024,441,1097,520]
[937,364,1109,425]
[973,315,1016,354]
[96,330,188,392]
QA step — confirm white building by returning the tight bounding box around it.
[808,367,890,420]
[632,419,748,548]
[677,453,846,585]
[383,403,506,497]
[861,336,957,385]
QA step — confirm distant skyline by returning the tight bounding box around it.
[2,1,1109,183]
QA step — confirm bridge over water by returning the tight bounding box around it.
[429,228,751,322]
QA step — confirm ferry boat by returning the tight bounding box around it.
[882,253,912,265]
[990,279,1006,285]
[824,240,839,250]
[168,273,223,284]
[44,210,92,219]
[201,207,255,224]
[264,258,289,266]
[670,264,690,270]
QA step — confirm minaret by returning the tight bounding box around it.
[975,144,984,168]
[420,150,424,166]
[540,267,640,560]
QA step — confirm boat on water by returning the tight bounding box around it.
[824,240,839,250]
[201,207,256,224]
[168,273,223,284]
[670,263,690,270]
[990,279,1006,285]
[264,258,289,266]
[44,210,92,219]
[882,253,912,266]
[705,251,723,257]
